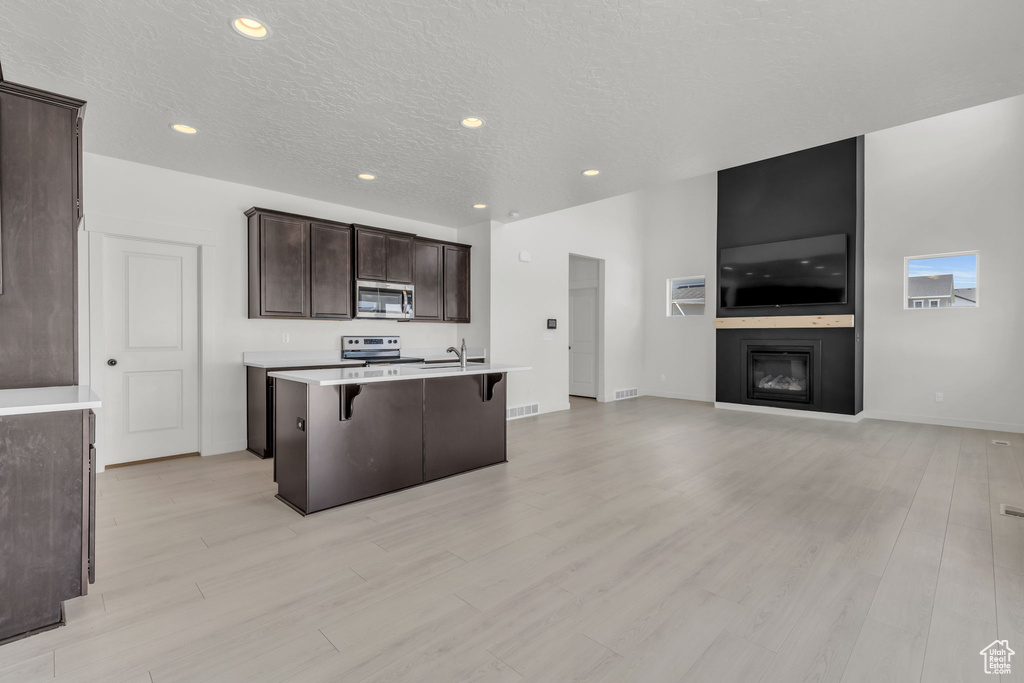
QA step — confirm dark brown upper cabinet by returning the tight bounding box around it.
[385,233,413,283]
[0,80,86,389]
[310,222,353,320]
[249,212,310,318]
[354,227,387,281]
[247,208,354,320]
[443,244,471,323]
[412,238,443,321]
[355,225,414,284]
[247,208,468,323]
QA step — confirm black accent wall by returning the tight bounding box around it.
[716,138,865,415]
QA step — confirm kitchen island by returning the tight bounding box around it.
[268,363,529,514]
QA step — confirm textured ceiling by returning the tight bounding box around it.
[2,0,1023,227]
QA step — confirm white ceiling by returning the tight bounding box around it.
[1,1,1022,228]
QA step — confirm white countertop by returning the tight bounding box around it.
[243,348,486,368]
[0,386,102,417]
[269,363,530,386]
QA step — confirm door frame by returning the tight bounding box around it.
[567,253,606,402]
[83,220,215,471]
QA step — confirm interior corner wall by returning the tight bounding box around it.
[488,194,646,414]
[456,220,493,353]
[864,94,1024,432]
[81,153,460,459]
[640,175,719,402]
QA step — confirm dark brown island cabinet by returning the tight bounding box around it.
[246,207,471,323]
[272,371,511,515]
[0,71,96,644]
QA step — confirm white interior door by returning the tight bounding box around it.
[101,236,199,465]
[569,286,598,398]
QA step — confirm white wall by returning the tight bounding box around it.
[456,220,493,353]
[640,175,719,402]
[82,153,460,460]
[489,194,646,413]
[863,95,1024,432]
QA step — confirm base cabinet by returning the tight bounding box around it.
[0,409,94,644]
[423,374,506,481]
[275,380,424,514]
[274,375,508,515]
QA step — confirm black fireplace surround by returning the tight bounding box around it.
[715,137,864,415]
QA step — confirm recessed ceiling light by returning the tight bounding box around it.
[232,17,269,40]
[815,265,824,269]
[472,204,487,209]
[356,173,376,181]
[581,169,601,176]
[800,260,810,264]
[170,123,197,135]
[460,117,484,129]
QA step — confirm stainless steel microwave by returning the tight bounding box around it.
[355,280,414,319]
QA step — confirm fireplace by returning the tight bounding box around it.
[748,345,812,403]
[738,340,823,410]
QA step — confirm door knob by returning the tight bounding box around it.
[107,359,118,366]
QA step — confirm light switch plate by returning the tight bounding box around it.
[542,332,553,341]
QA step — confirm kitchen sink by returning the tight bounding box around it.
[419,363,464,369]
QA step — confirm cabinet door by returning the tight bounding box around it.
[0,411,85,641]
[310,222,353,319]
[443,245,471,323]
[355,227,387,281]
[423,374,506,481]
[412,239,443,320]
[385,233,414,284]
[0,89,79,388]
[260,215,309,317]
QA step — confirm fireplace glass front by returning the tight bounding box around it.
[748,346,812,404]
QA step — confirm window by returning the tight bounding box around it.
[905,252,978,309]
[667,276,705,316]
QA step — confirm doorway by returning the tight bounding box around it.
[568,254,602,399]
[95,235,201,466]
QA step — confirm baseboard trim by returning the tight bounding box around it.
[861,410,1024,434]
[105,452,199,469]
[205,440,249,456]
[714,401,865,423]
[645,391,714,404]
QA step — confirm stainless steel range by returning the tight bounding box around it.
[341,336,424,365]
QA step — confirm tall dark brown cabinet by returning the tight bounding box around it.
[0,72,95,644]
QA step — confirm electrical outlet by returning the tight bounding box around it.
[660,374,667,382]
[282,333,290,343]
[935,392,944,402]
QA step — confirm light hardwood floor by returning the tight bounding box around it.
[1,397,1023,682]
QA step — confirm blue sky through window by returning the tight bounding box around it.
[907,254,977,289]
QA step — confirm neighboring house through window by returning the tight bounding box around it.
[667,276,706,316]
[905,252,979,309]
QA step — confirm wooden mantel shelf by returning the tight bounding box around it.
[714,314,855,330]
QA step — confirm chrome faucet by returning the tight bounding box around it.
[447,338,468,369]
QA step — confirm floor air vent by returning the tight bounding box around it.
[507,403,539,420]
[614,388,639,400]
[993,439,1011,446]
[1000,504,1024,519]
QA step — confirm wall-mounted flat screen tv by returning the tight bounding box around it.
[719,234,847,308]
